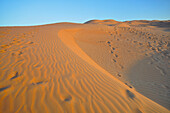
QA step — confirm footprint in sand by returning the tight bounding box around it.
[64,96,72,102]
[10,72,19,80]
[112,47,115,50]
[126,90,135,99]
[112,59,116,62]
[151,47,156,51]
[0,39,23,53]
[36,81,44,85]
[133,41,137,43]
[147,42,152,48]
[125,83,133,88]
[12,39,21,44]
[117,73,121,77]
[139,43,143,45]
[32,81,47,85]
[106,41,112,47]
[27,41,34,44]
[18,51,23,55]
[21,46,27,49]
[107,41,111,44]
[0,86,10,92]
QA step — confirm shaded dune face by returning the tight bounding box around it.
[0,21,169,113]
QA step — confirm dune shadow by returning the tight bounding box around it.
[126,49,170,109]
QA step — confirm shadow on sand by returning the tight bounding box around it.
[126,49,170,109]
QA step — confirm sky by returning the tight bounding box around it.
[0,0,170,26]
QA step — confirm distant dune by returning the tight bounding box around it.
[84,19,119,24]
[0,20,169,113]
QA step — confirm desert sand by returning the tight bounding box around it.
[0,20,169,113]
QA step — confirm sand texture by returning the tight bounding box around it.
[0,20,170,113]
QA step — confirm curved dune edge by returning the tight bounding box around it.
[58,28,169,113]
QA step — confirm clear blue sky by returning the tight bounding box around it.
[0,0,170,26]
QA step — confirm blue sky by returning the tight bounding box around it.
[0,0,170,26]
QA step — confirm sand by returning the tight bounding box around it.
[0,20,169,113]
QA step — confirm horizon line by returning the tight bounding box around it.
[0,18,170,27]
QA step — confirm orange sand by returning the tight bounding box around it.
[0,20,169,113]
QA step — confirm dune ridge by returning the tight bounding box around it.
[0,20,169,113]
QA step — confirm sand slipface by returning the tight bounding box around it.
[0,20,170,113]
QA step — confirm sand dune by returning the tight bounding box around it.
[0,20,169,113]
[84,19,120,25]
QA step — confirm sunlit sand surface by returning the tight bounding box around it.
[0,20,169,113]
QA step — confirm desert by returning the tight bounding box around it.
[0,19,169,113]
